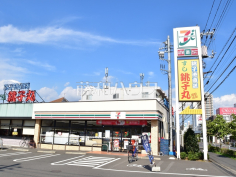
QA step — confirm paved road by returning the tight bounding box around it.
[0,148,234,177]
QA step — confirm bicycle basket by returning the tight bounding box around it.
[126,145,133,151]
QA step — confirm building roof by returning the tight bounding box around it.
[50,97,68,103]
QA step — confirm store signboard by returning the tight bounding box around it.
[178,59,201,102]
[196,115,202,125]
[96,120,147,126]
[175,27,199,57]
[216,108,236,115]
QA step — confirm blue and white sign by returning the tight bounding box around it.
[4,83,30,91]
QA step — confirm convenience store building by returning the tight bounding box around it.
[0,99,168,155]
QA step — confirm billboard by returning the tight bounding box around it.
[178,59,201,101]
[217,108,236,115]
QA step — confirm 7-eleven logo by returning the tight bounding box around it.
[178,29,197,48]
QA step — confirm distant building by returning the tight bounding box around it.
[216,107,236,123]
[204,92,214,120]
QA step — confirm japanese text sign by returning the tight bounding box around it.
[7,90,35,103]
[178,59,201,101]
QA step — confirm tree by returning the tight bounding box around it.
[184,127,199,153]
[229,114,236,140]
[207,115,231,148]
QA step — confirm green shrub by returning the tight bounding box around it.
[180,152,187,159]
[216,147,220,152]
[208,145,217,152]
[184,128,199,153]
[228,150,234,156]
[188,152,199,160]
[198,152,204,160]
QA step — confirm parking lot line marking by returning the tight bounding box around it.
[0,152,31,157]
[95,167,233,177]
[94,157,120,168]
[52,155,120,168]
[162,161,174,172]
[51,155,85,165]
[13,154,60,162]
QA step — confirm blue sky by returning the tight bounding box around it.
[0,0,235,111]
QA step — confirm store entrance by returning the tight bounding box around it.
[102,126,143,152]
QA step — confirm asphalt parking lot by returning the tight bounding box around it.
[0,148,235,177]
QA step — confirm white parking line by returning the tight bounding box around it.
[52,156,120,168]
[13,154,60,162]
[0,152,32,157]
[51,155,85,165]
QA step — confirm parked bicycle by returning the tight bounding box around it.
[127,145,138,163]
[19,137,29,148]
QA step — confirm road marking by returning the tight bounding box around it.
[13,154,60,162]
[52,156,120,168]
[0,152,31,157]
[127,164,144,168]
[186,168,207,171]
[162,161,174,172]
[51,155,85,165]
[95,167,234,177]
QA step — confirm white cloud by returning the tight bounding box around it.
[0,25,160,47]
[117,70,133,75]
[0,79,20,94]
[148,71,154,76]
[37,87,58,102]
[25,60,56,71]
[0,59,28,80]
[83,72,101,76]
[59,86,80,101]
[64,82,70,87]
[213,94,236,109]
[102,76,115,83]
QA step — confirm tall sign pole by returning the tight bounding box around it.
[173,26,207,160]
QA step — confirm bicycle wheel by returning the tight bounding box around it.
[20,141,26,147]
[128,155,133,163]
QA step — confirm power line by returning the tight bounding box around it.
[206,56,236,92]
[208,0,233,48]
[205,34,236,86]
[204,27,236,80]
[210,66,236,94]
[203,0,216,32]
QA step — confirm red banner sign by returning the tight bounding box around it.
[217,108,236,115]
[96,120,147,126]
[7,90,35,103]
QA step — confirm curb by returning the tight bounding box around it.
[209,158,236,175]
[65,152,86,155]
[37,150,56,153]
[11,148,29,152]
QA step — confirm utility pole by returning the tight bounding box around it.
[158,35,173,154]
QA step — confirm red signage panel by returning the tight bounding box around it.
[96,120,147,126]
[217,108,236,115]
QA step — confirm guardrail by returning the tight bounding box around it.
[91,143,108,153]
[65,142,80,151]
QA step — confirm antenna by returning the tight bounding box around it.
[105,67,108,89]
[140,73,144,85]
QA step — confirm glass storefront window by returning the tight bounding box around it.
[70,128,85,146]
[42,120,54,127]
[71,121,85,128]
[86,127,102,146]
[41,127,54,144]
[0,120,10,126]
[11,120,23,126]
[23,120,35,126]
[54,121,70,144]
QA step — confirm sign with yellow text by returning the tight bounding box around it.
[178,59,201,101]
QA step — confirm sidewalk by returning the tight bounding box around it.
[209,152,236,175]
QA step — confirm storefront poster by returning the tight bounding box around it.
[114,139,119,148]
[96,120,147,126]
[105,130,110,138]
